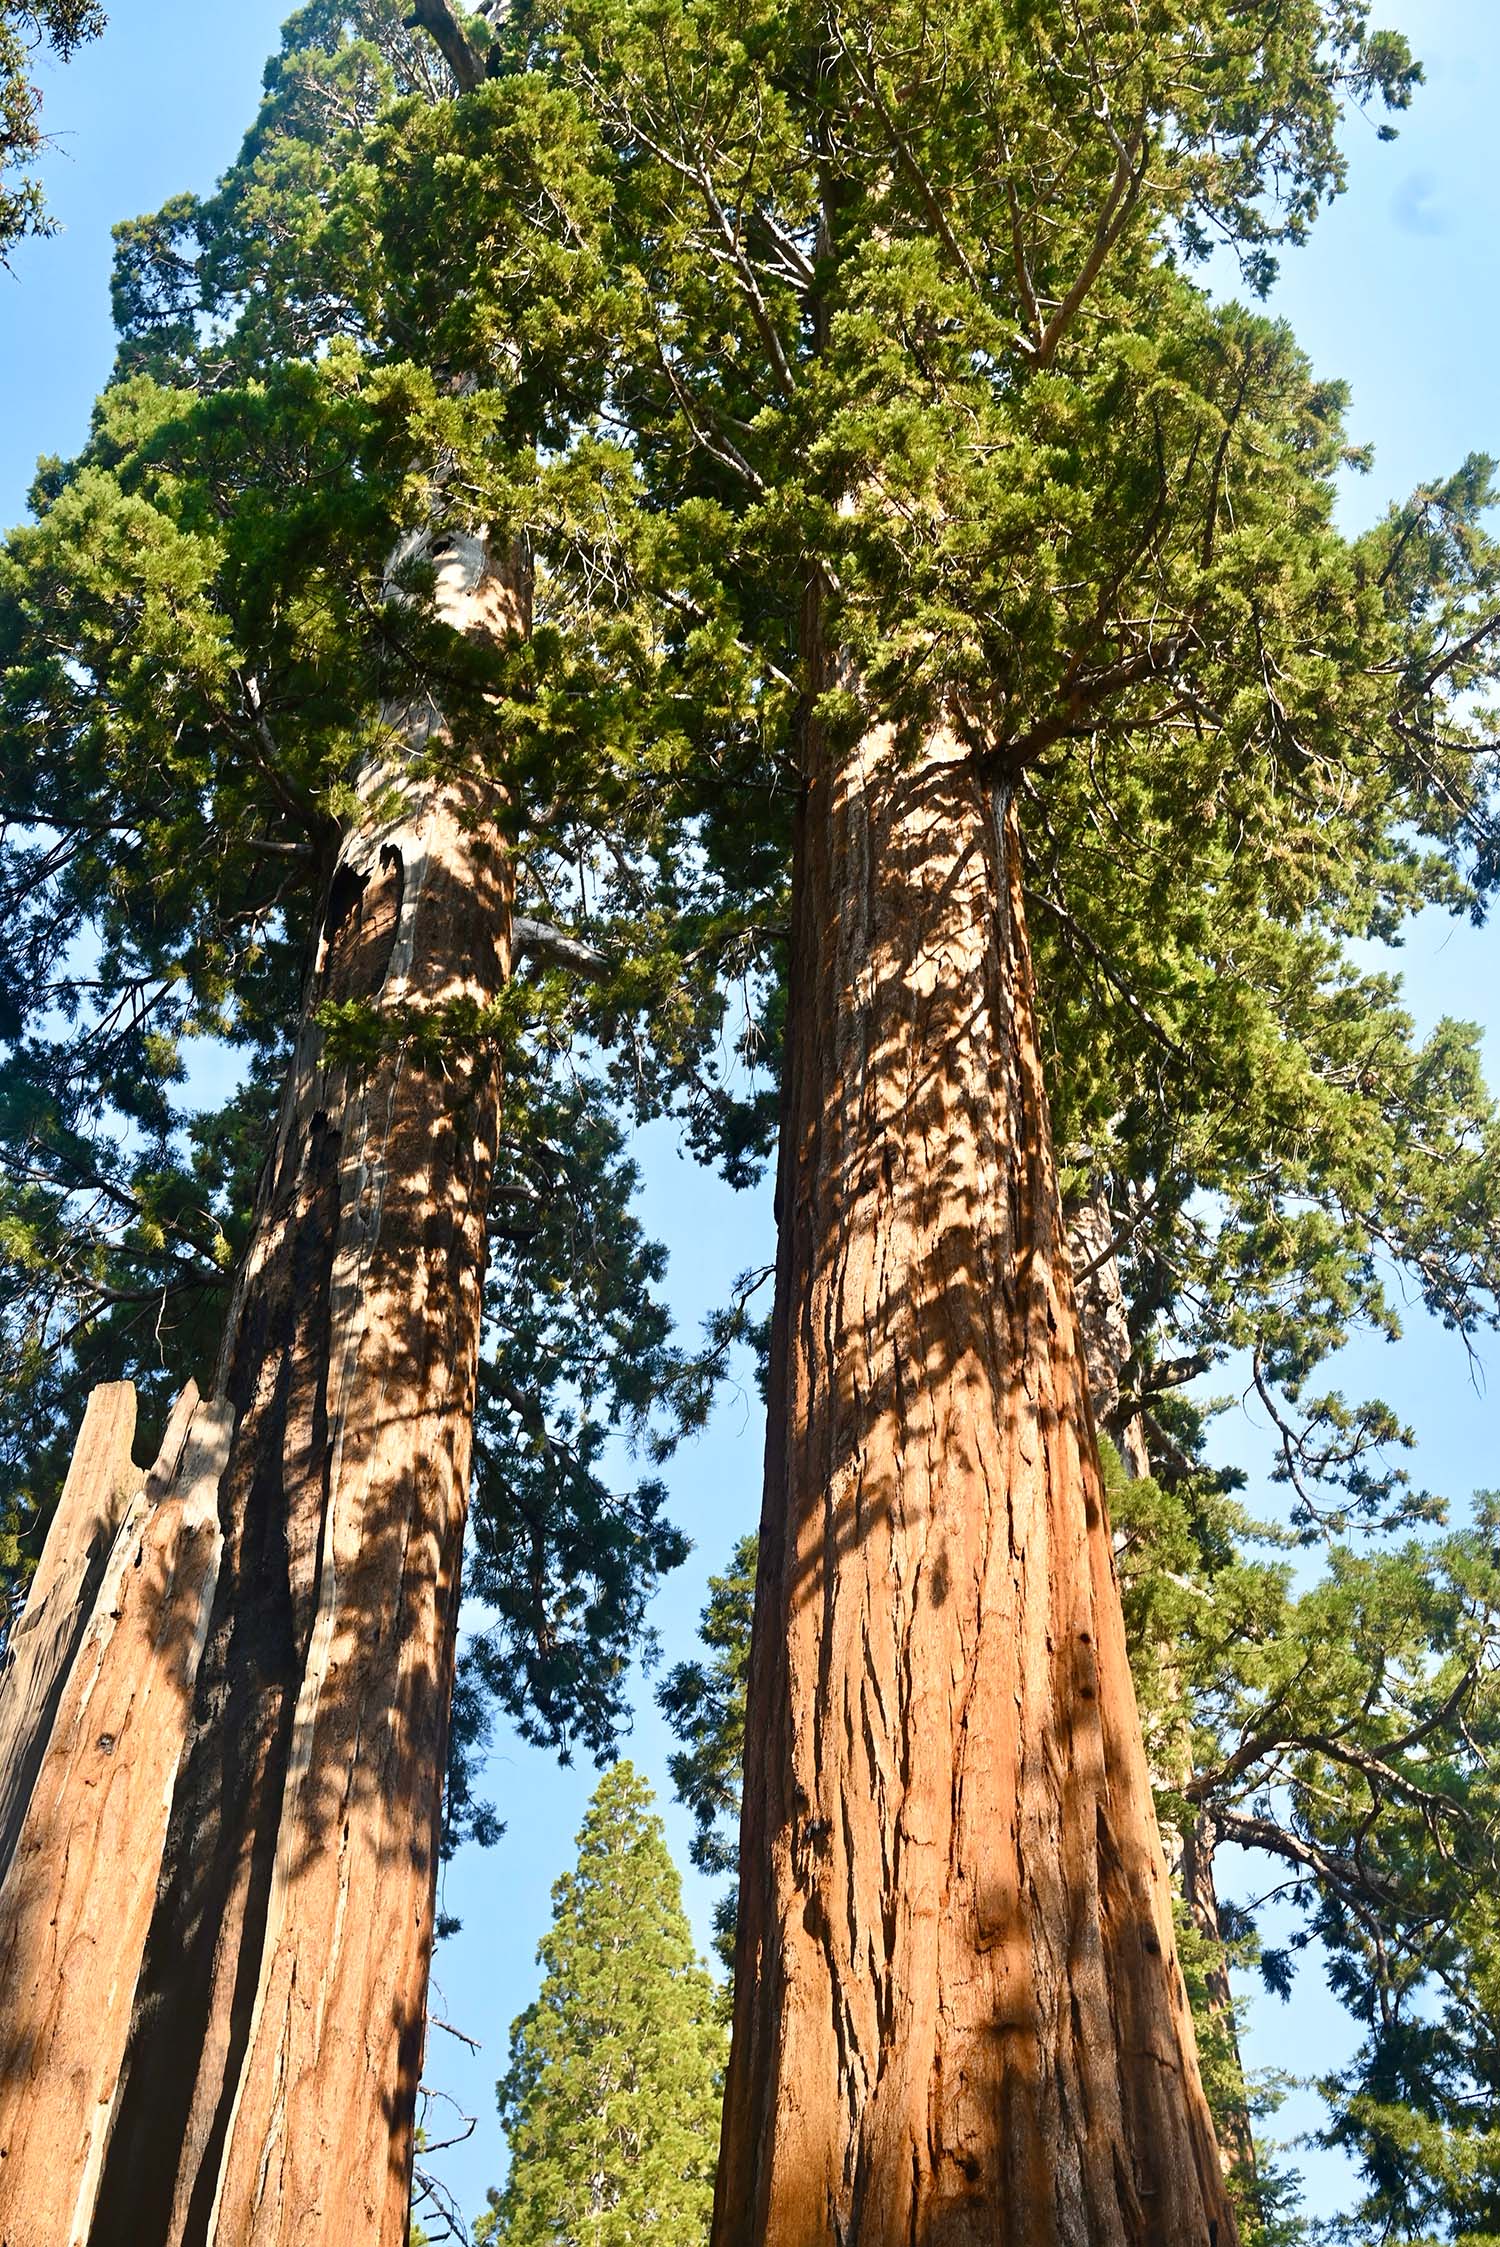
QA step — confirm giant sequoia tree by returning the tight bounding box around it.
[5,2,1500,2243]
[666,1465,1500,2242]
[0,5,735,2238]
[495,3,1500,2239]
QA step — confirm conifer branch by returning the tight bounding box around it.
[830,18,983,302]
[403,0,485,94]
[1213,1809,1401,1916]
[980,631,1195,778]
[647,337,766,491]
[1026,882,1189,1066]
[512,917,610,979]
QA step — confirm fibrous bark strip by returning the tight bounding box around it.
[714,596,1237,2246]
[0,1382,142,1886]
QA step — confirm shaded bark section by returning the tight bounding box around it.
[714,604,1236,2247]
[0,1387,227,2247]
[91,532,525,2247]
[1064,1208,1259,2191]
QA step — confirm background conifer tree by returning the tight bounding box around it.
[478,1760,726,2247]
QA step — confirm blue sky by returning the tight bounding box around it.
[3,2,1498,2231]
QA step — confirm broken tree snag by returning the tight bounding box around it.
[1066,1183,1151,1480]
[714,596,1236,2247]
[0,1396,229,2247]
[92,531,526,2247]
[0,1381,140,1884]
[1182,1811,1260,2190]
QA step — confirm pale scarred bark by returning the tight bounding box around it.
[0,1381,140,1885]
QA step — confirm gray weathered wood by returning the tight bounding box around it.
[0,1383,139,1883]
[0,1394,230,2247]
[0,1383,202,1890]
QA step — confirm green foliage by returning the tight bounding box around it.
[1167,1893,1297,2247]
[480,1761,726,2247]
[13,7,1477,1649]
[473,0,1500,1525]
[462,1071,713,1762]
[0,348,486,1603]
[0,0,103,255]
[657,1533,756,1971]
[0,0,758,1730]
[1108,1456,1500,2247]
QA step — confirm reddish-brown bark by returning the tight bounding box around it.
[1065,1227,1260,2192]
[83,531,525,2247]
[714,607,1237,2246]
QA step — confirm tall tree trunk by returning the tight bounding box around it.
[87,530,525,2247]
[1063,1207,1260,2195]
[713,600,1237,2247]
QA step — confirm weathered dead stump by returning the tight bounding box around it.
[0,1384,141,1886]
[0,1383,231,2247]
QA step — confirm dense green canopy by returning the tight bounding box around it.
[7,0,1497,1606]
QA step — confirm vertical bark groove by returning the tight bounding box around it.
[714,598,1235,2247]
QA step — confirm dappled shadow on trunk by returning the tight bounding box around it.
[0,534,525,2247]
[89,763,512,2247]
[713,689,1236,2247]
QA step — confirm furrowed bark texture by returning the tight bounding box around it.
[714,625,1237,2247]
[89,532,525,2247]
[1061,1222,1257,2181]
[0,1386,225,2247]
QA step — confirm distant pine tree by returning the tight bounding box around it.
[479,1762,726,2247]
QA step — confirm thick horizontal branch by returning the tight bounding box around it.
[1118,1349,1212,1410]
[1189,1701,1480,1837]
[403,0,484,92]
[980,632,1194,780]
[1213,1808,1399,1913]
[512,916,610,979]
